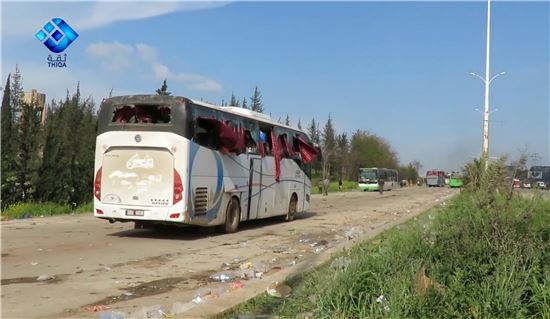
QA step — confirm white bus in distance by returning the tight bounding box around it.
[358,168,398,191]
[94,95,320,233]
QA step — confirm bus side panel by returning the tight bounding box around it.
[258,157,276,218]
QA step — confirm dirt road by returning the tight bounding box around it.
[1,187,456,319]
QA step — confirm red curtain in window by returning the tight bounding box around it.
[197,117,246,155]
[271,131,282,182]
[279,134,295,158]
[294,136,320,164]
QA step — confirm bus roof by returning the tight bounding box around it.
[102,95,307,136]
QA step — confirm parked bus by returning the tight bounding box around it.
[426,170,445,187]
[448,172,464,188]
[358,168,398,191]
[94,95,320,233]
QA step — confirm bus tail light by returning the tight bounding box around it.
[94,167,102,200]
[169,213,180,219]
[96,209,104,215]
[173,169,183,205]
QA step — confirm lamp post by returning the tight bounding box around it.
[469,0,505,169]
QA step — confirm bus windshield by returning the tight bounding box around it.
[360,170,377,180]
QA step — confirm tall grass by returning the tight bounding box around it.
[220,159,550,318]
[1,201,93,220]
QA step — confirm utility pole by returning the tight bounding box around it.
[470,0,505,169]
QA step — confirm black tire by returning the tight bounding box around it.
[222,197,240,233]
[285,194,298,222]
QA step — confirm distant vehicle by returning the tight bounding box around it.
[449,173,464,188]
[94,95,319,233]
[522,182,532,189]
[358,168,398,191]
[535,181,546,190]
[426,170,445,187]
[530,166,550,188]
[512,179,522,188]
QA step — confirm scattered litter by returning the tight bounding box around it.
[123,292,133,296]
[376,294,390,312]
[310,240,328,247]
[313,246,325,254]
[266,281,292,298]
[98,311,126,319]
[330,256,351,271]
[103,266,112,271]
[344,227,363,240]
[298,238,312,244]
[209,272,234,282]
[230,280,244,291]
[145,309,166,319]
[239,262,253,270]
[30,262,39,266]
[270,266,282,273]
[36,274,54,281]
[191,295,204,304]
[415,266,445,296]
[84,305,110,313]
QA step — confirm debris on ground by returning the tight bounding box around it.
[344,227,363,240]
[84,305,110,313]
[98,311,126,319]
[266,281,292,298]
[209,271,234,282]
[310,240,328,247]
[230,280,244,291]
[376,294,390,312]
[330,256,351,271]
[415,266,445,296]
[36,274,54,281]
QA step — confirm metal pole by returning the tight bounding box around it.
[482,0,491,168]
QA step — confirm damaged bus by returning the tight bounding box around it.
[94,95,320,233]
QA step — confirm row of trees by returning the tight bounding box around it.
[305,115,421,183]
[1,67,97,208]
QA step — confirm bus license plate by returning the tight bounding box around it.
[126,209,144,216]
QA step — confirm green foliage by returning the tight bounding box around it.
[349,130,399,181]
[250,86,264,113]
[310,180,358,194]
[222,184,550,318]
[1,201,92,220]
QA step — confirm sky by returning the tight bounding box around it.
[1,1,549,173]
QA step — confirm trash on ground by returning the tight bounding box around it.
[344,227,363,240]
[330,256,351,271]
[239,262,253,270]
[145,308,166,319]
[230,280,244,291]
[266,281,292,298]
[36,274,54,281]
[313,246,325,254]
[191,295,204,304]
[415,266,445,296]
[209,271,234,282]
[30,262,39,266]
[376,294,390,312]
[310,240,328,247]
[98,311,126,319]
[84,305,110,313]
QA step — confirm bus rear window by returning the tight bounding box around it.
[112,105,171,124]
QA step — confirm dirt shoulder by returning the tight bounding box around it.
[1,187,456,319]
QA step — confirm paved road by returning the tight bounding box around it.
[1,187,456,319]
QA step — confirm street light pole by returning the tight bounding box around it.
[482,0,492,168]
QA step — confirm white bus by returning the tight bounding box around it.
[94,95,319,233]
[358,168,398,191]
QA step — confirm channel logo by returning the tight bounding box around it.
[35,18,78,53]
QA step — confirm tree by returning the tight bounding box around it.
[250,86,264,113]
[241,97,248,109]
[321,114,337,179]
[229,92,238,106]
[285,114,290,126]
[349,130,399,181]
[336,133,350,179]
[155,79,171,95]
[1,74,17,207]
[297,119,302,130]
[307,118,320,144]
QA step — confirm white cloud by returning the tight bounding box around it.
[86,41,134,71]
[86,41,224,93]
[2,2,229,37]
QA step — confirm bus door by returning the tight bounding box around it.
[247,156,262,220]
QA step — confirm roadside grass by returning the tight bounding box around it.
[216,192,550,318]
[311,180,358,194]
[1,201,93,220]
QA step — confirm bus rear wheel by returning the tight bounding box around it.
[285,194,297,222]
[222,197,240,233]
